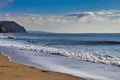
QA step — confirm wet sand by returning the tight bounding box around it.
[0,53,85,80]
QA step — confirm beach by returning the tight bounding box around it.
[0,53,85,80]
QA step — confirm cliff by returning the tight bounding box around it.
[0,21,26,33]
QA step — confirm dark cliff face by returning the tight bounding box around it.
[0,21,26,33]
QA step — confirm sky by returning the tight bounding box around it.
[0,0,120,33]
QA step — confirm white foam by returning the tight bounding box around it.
[0,36,120,66]
[0,47,118,80]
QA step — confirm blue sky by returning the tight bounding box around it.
[1,0,120,14]
[0,0,120,33]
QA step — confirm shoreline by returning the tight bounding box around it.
[0,52,85,80]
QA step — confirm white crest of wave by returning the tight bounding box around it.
[0,34,120,66]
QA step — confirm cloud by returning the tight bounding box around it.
[0,0,14,8]
[66,10,115,18]
[1,10,120,25]
[66,10,120,23]
[0,10,120,32]
[66,12,95,18]
[0,13,67,31]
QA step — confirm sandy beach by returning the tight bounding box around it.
[0,53,85,80]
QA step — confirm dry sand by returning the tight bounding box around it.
[0,53,85,80]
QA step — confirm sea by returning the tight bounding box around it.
[0,32,120,80]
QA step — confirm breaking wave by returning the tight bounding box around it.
[0,34,120,67]
[19,44,120,67]
[2,39,120,67]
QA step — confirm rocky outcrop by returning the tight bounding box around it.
[0,21,26,33]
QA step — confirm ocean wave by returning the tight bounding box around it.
[5,33,120,45]
[22,46,120,66]
[18,39,120,45]
[1,39,120,67]
[0,34,120,67]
